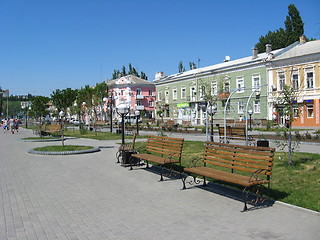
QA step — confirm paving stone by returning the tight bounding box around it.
[0,128,319,240]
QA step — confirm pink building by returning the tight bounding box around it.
[106,75,156,121]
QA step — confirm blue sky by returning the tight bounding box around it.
[1,0,319,97]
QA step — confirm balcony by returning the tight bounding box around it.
[136,95,145,100]
[219,92,230,100]
[136,105,145,110]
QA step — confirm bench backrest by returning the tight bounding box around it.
[46,124,61,131]
[230,127,246,137]
[218,126,232,137]
[218,127,249,141]
[146,135,184,161]
[203,141,275,177]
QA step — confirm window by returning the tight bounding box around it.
[252,74,261,90]
[238,102,244,114]
[181,87,186,99]
[121,90,125,96]
[149,101,153,107]
[222,101,230,115]
[291,71,299,90]
[148,90,153,96]
[224,82,230,92]
[278,72,285,91]
[306,71,314,89]
[136,100,141,106]
[236,77,244,93]
[307,105,314,118]
[293,106,299,118]
[173,88,177,99]
[136,88,141,95]
[254,100,260,113]
[165,91,169,103]
[158,91,162,101]
[211,81,217,95]
[190,87,196,101]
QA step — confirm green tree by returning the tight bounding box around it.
[255,4,305,53]
[51,88,77,146]
[91,82,108,134]
[189,62,197,70]
[178,61,185,73]
[274,84,300,166]
[111,64,148,80]
[29,96,50,136]
[285,4,304,45]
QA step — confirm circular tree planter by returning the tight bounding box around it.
[28,145,101,155]
[21,137,67,142]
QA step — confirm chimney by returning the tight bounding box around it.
[252,47,258,59]
[299,35,307,44]
[155,72,164,79]
[266,44,272,53]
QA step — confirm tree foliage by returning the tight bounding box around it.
[51,88,78,114]
[255,4,305,53]
[112,63,148,80]
[178,61,185,73]
[29,96,50,120]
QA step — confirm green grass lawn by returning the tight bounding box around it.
[63,129,147,140]
[135,140,320,212]
[33,145,94,152]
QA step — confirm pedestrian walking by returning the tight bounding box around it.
[8,118,15,134]
[2,119,8,133]
[14,118,19,132]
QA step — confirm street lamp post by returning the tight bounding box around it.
[109,91,114,133]
[207,104,217,142]
[135,110,140,136]
[248,109,253,131]
[102,97,108,123]
[59,110,65,147]
[116,104,130,144]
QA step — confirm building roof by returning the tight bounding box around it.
[153,48,283,84]
[271,39,320,61]
[107,75,155,87]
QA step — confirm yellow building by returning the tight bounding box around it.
[268,37,320,128]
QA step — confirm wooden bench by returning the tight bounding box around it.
[182,141,275,211]
[181,120,191,127]
[40,124,61,136]
[116,133,137,165]
[218,126,254,145]
[131,135,184,181]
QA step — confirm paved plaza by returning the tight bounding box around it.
[0,128,319,240]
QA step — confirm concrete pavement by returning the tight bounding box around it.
[0,128,319,240]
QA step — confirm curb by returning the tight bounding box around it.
[28,147,101,155]
[21,138,67,142]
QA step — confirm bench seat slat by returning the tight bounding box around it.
[184,167,269,187]
[131,153,179,164]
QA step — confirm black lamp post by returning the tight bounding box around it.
[248,109,253,131]
[109,91,114,133]
[116,104,130,144]
[207,105,217,142]
[59,110,65,147]
[135,110,140,136]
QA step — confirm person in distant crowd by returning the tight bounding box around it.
[14,118,19,132]
[8,117,15,134]
[2,119,8,133]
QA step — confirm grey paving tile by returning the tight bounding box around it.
[0,128,319,240]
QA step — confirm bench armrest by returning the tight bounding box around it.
[188,157,203,168]
[249,169,268,183]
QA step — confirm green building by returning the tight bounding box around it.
[154,46,282,126]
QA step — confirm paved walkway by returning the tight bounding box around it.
[0,128,319,240]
